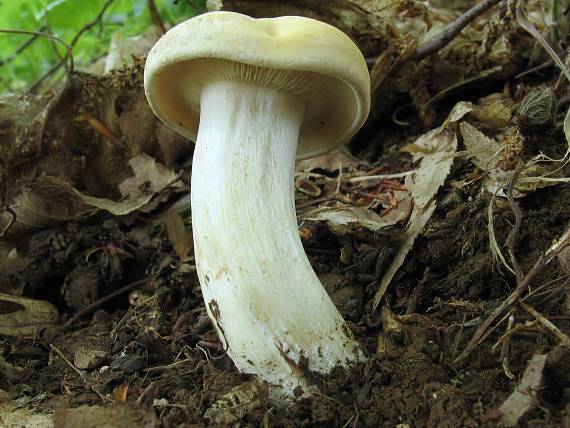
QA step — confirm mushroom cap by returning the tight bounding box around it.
[144,11,370,160]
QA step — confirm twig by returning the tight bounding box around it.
[64,278,147,328]
[550,0,561,43]
[28,0,116,93]
[82,112,121,145]
[520,302,570,346]
[500,312,515,379]
[0,25,46,67]
[505,167,524,282]
[0,29,74,72]
[454,223,570,364]
[405,267,430,314]
[296,194,344,210]
[49,343,108,402]
[348,171,416,183]
[184,0,201,9]
[143,357,195,373]
[148,0,166,34]
[413,0,505,61]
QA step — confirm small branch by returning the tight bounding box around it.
[505,167,524,283]
[550,0,561,43]
[412,0,505,61]
[184,0,201,9]
[64,278,147,328]
[500,312,515,379]
[520,302,570,346]
[0,29,74,72]
[82,112,122,145]
[49,343,108,402]
[454,223,570,364]
[0,25,46,67]
[28,0,116,93]
[148,0,167,34]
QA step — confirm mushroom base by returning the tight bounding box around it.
[191,80,362,397]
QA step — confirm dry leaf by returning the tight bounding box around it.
[0,293,59,336]
[204,380,267,425]
[119,154,179,199]
[165,210,193,262]
[470,93,513,130]
[302,205,400,236]
[373,200,436,310]
[104,26,162,73]
[461,122,569,197]
[0,402,53,428]
[372,101,464,308]
[295,149,363,173]
[113,383,129,402]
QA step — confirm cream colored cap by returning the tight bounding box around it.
[144,11,370,159]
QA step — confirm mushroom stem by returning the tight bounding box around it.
[191,80,362,396]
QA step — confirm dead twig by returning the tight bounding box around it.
[49,343,108,402]
[0,25,47,67]
[295,194,348,210]
[454,224,570,364]
[520,302,570,346]
[0,29,74,72]
[500,313,515,379]
[413,0,505,60]
[82,112,121,145]
[64,278,148,328]
[148,0,166,34]
[144,357,199,373]
[405,267,431,314]
[505,166,524,283]
[28,0,116,93]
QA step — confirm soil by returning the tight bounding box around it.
[3,4,570,428]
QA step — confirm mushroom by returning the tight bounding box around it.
[144,11,370,397]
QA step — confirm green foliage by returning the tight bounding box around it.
[0,0,205,92]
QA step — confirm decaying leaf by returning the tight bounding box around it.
[73,154,180,216]
[1,154,180,233]
[104,26,162,73]
[9,177,92,231]
[470,93,513,130]
[295,148,364,173]
[0,293,59,336]
[0,402,53,428]
[372,101,463,308]
[461,122,568,198]
[499,353,548,427]
[119,154,180,200]
[165,210,193,262]
[373,200,436,309]
[113,383,129,402]
[302,205,400,235]
[204,380,268,425]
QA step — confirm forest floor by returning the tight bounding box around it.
[2,1,570,427]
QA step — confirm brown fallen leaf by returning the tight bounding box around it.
[165,210,193,262]
[114,382,129,402]
[204,380,268,425]
[0,293,59,336]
